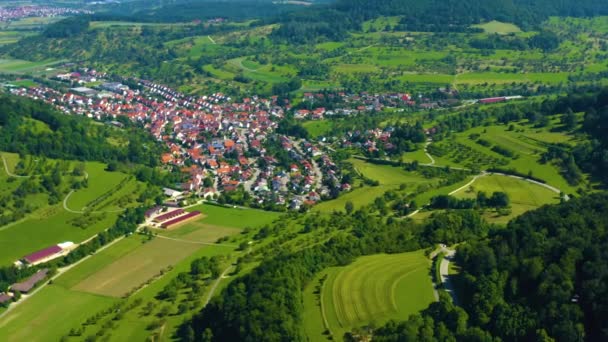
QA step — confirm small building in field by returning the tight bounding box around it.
[0,293,11,305]
[10,269,49,293]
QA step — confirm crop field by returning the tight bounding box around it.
[71,237,203,297]
[310,251,434,339]
[452,174,559,224]
[0,201,263,341]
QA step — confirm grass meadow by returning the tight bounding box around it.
[452,174,560,224]
[303,250,434,340]
[0,157,142,266]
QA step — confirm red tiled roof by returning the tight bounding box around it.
[154,209,185,223]
[23,246,62,264]
[161,211,201,228]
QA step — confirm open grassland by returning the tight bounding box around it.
[315,160,432,212]
[452,174,559,224]
[0,158,143,266]
[429,122,580,193]
[350,158,429,185]
[314,184,395,212]
[310,251,434,339]
[472,21,522,34]
[0,58,62,74]
[184,203,281,229]
[104,245,236,342]
[90,21,191,29]
[65,162,130,210]
[0,284,117,342]
[0,233,237,342]
[303,120,334,138]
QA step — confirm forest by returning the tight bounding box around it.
[270,0,608,43]
[375,193,608,341]
[179,209,489,341]
[0,94,162,168]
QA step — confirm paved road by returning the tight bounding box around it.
[439,245,458,305]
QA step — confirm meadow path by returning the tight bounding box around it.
[1,154,29,178]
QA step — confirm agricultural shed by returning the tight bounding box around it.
[11,269,49,293]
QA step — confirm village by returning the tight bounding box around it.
[0,5,91,22]
[4,68,357,211]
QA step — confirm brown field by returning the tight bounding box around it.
[71,224,240,297]
[71,238,200,297]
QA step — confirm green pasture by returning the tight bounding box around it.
[333,63,379,73]
[472,21,522,34]
[315,159,433,212]
[185,203,281,229]
[303,120,334,138]
[349,158,428,186]
[314,251,434,339]
[450,123,579,192]
[0,284,117,342]
[71,236,203,297]
[0,159,142,266]
[314,185,394,212]
[452,174,560,224]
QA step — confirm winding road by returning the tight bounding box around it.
[422,140,436,166]
[438,245,458,305]
[1,155,29,178]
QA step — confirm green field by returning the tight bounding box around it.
[184,203,281,229]
[429,122,580,193]
[304,251,434,339]
[0,159,143,266]
[452,174,560,224]
[0,284,117,342]
[472,20,522,34]
[314,159,432,212]
[0,206,255,341]
[0,58,63,74]
[303,120,334,138]
[71,236,204,297]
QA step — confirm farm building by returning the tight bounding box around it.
[0,293,11,305]
[20,242,74,266]
[145,206,162,219]
[153,209,185,223]
[478,97,506,104]
[163,187,183,199]
[11,269,49,293]
[161,211,201,229]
